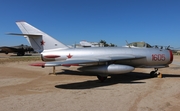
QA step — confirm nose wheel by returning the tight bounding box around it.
[150,68,162,78]
[150,68,158,77]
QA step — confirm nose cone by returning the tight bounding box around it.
[168,50,173,64]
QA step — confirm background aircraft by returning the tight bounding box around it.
[0,44,34,56]
[69,40,104,48]
[169,47,180,55]
[9,21,173,82]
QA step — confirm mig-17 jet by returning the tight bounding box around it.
[9,21,173,82]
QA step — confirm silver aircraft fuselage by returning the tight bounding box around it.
[41,47,173,68]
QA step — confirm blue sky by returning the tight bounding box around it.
[0,0,180,48]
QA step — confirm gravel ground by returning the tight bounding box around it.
[0,54,180,111]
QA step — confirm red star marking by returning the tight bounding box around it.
[41,40,45,45]
[67,53,73,58]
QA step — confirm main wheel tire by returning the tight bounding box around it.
[17,52,25,56]
[97,75,107,82]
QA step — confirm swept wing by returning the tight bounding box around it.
[31,54,146,67]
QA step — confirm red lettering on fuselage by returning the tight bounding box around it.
[152,54,165,61]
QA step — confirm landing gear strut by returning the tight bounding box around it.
[97,75,107,82]
[49,66,56,75]
[150,68,162,78]
[150,68,158,77]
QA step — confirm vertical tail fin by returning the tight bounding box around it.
[16,21,69,52]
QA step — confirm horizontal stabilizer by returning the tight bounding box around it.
[7,33,42,37]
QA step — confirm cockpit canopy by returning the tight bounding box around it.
[126,42,152,48]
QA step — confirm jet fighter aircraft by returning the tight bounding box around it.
[9,21,173,81]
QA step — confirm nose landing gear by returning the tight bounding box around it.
[150,68,162,78]
[150,68,158,77]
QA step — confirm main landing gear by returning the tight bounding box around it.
[150,68,162,78]
[97,75,108,82]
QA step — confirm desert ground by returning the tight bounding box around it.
[0,53,180,111]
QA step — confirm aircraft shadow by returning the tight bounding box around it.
[55,71,146,89]
[55,70,180,90]
[162,74,180,78]
[56,69,98,76]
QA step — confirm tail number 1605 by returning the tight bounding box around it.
[152,54,165,61]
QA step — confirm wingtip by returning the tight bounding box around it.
[30,62,45,67]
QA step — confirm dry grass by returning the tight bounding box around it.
[0,56,41,64]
